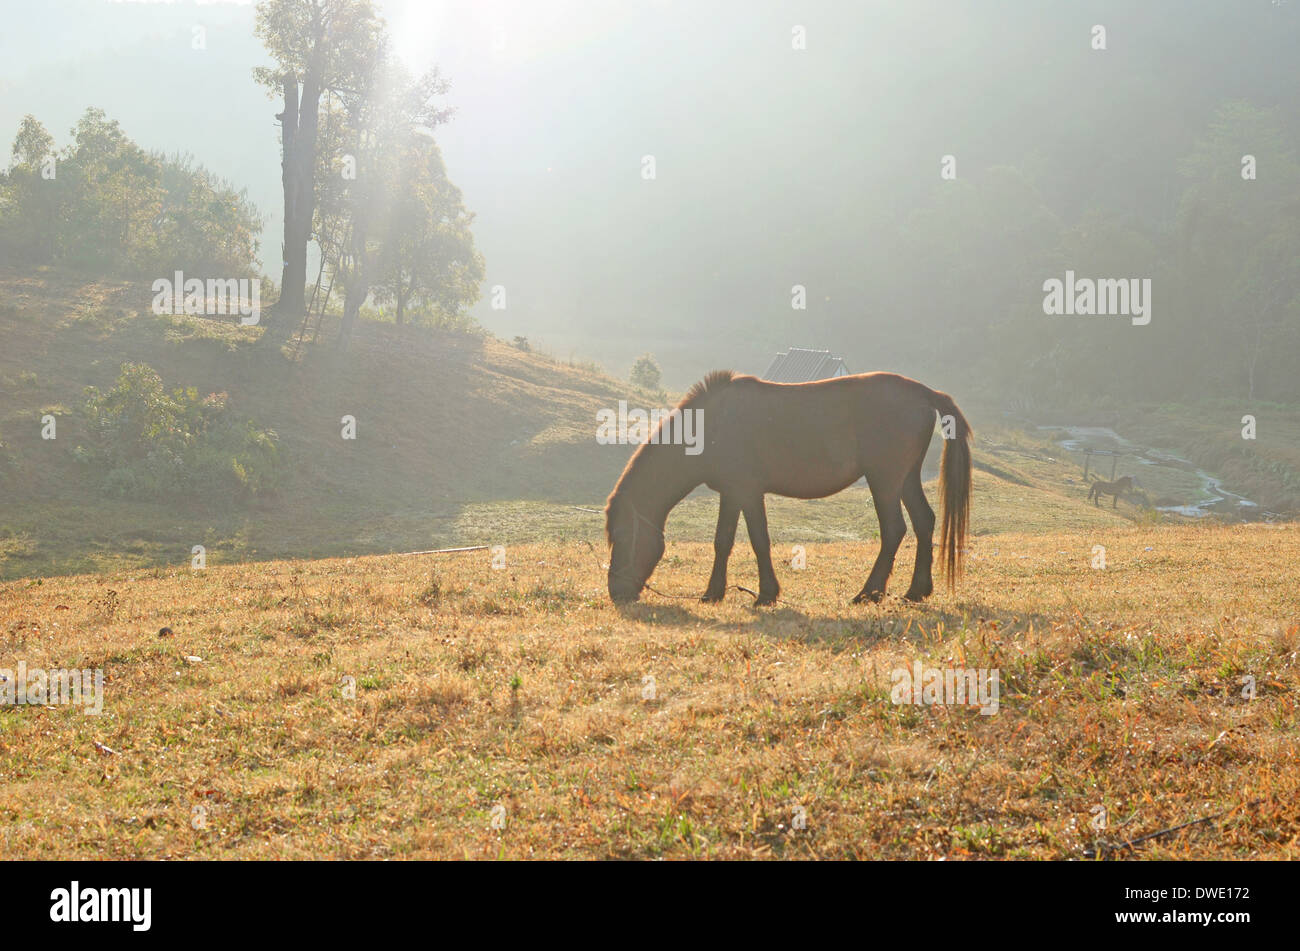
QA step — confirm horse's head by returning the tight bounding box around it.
[604,495,665,603]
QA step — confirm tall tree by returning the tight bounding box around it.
[254,0,384,334]
[337,61,479,338]
[3,115,58,263]
[369,134,484,329]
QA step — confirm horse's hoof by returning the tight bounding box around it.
[852,590,885,605]
[902,590,929,603]
[754,594,778,607]
[700,591,724,603]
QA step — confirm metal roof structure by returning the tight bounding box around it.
[761,348,850,383]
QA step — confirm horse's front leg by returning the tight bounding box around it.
[741,496,780,606]
[1112,492,1119,509]
[702,495,740,602]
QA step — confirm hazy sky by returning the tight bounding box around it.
[2,1,1295,388]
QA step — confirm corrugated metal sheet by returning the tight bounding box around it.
[762,348,849,382]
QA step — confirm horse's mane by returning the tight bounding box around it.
[678,368,737,408]
[604,369,738,544]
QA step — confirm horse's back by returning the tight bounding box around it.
[703,372,940,496]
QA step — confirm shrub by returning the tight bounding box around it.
[77,363,279,504]
[630,353,662,392]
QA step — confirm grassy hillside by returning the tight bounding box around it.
[0,267,1261,581]
[0,267,648,577]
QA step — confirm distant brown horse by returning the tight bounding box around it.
[1088,475,1135,508]
[604,371,972,605]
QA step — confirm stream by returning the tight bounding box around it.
[1036,425,1269,521]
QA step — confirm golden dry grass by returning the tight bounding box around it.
[2,522,1297,859]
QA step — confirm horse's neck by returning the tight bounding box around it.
[626,449,701,521]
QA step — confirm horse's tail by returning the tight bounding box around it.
[927,388,972,590]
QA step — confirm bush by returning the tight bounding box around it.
[77,363,279,504]
[630,353,662,392]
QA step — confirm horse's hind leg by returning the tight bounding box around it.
[741,495,780,606]
[853,483,906,604]
[702,495,740,602]
[900,467,935,602]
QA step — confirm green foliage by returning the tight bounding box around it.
[368,134,485,327]
[253,0,385,98]
[0,109,262,279]
[368,301,481,333]
[629,353,662,392]
[77,363,279,504]
[309,50,484,333]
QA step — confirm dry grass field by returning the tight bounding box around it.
[4,272,1299,860]
[3,522,1297,859]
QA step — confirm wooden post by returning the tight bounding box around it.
[1111,455,1118,480]
[1083,451,1091,480]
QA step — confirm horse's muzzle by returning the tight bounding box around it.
[608,579,643,603]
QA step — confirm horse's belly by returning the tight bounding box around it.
[767,464,861,499]
[746,432,861,498]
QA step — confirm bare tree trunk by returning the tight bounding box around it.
[339,221,369,347]
[275,65,321,335]
[339,268,366,345]
[277,76,303,321]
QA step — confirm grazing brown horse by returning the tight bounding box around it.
[604,370,972,605]
[1088,475,1135,508]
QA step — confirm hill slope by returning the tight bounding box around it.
[0,267,646,576]
[0,268,1182,579]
